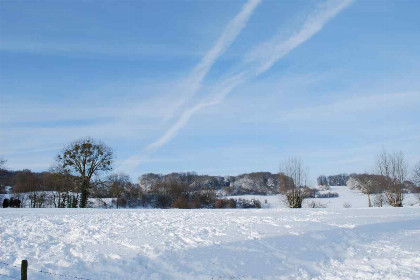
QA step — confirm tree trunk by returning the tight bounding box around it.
[80,179,90,208]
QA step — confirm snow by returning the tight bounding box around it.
[1,206,420,279]
[228,185,420,209]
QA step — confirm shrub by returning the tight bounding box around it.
[307,200,327,208]
[343,202,351,208]
[237,198,262,208]
[315,192,339,198]
[227,199,237,208]
[373,193,385,207]
[214,199,227,208]
[155,194,172,208]
[285,189,304,208]
[190,196,201,208]
[199,190,216,207]
[172,196,189,209]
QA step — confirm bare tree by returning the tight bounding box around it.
[279,157,308,208]
[373,192,385,207]
[358,175,373,207]
[105,173,141,208]
[349,174,387,207]
[413,161,420,187]
[0,157,6,169]
[375,149,407,207]
[56,138,113,208]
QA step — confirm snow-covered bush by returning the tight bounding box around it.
[307,200,327,208]
[373,193,385,207]
[346,177,360,190]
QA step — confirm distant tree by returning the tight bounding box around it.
[13,169,44,207]
[150,179,189,208]
[413,161,420,187]
[227,198,237,208]
[172,196,189,209]
[349,173,399,207]
[0,157,6,169]
[403,180,418,193]
[196,189,216,207]
[105,173,142,208]
[317,175,328,186]
[277,173,294,194]
[327,174,349,186]
[359,174,374,207]
[42,170,78,208]
[373,192,385,207]
[279,157,308,208]
[0,166,12,194]
[56,138,113,208]
[108,173,129,198]
[214,199,227,209]
[375,149,407,207]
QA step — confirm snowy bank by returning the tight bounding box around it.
[1,207,419,279]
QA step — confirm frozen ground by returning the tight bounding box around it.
[1,206,420,279]
[229,185,420,209]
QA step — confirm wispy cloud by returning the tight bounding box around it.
[278,91,420,121]
[165,0,261,120]
[117,0,261,172]
[119,0,353,172]
[147,73,246,152]
[0,39,201,58]
[246,0,354,75]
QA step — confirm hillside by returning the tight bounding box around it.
[229,185,420,209]
[139,172,283,195]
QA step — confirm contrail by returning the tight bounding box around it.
[165,0,261,120]
[117,0,260,172]
[146,0,353,151]
[147,73,246,152]
[247,0,354,75]
[120,0,353,172]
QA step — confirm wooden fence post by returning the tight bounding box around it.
[21,260,28,280]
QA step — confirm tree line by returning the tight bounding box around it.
[1,139,261,209]
[1,138,419,209]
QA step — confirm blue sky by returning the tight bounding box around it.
[1,0,419,183]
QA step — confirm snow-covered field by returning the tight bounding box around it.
[1,205,420,279]
[229,185,420,209]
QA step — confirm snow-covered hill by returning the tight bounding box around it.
[1,207,419,279]
[229,185,420,209]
